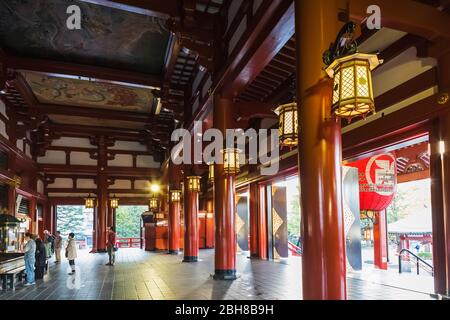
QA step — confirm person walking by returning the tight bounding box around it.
[43,230,55,259]
[34,238,47,280]
[66,233,77,275]
[54,231,63,263]
[23,232,36,286]
[106,226,117,266]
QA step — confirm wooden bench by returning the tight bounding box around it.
[0,266,26,290]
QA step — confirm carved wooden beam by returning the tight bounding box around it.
[5,56,161,88]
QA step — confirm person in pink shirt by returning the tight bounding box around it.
[106,226,117,266]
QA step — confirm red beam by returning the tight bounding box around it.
[221,0,295,98]
[342,91,450,159]
[6,56,161,87]
[38,164,160,177]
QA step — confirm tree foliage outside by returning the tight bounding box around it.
[56,205,86,238]
[288,184,301,237]
[115,205,147,238]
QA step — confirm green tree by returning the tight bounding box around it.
[288,185,301,236]
[386,186,409,224]
[115,206,147,238]
[56,205,85,238]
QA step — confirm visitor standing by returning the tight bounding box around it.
[43,230,55,258]
[66,233,77,275]
[54,231,63,263]
[106,226,117,266]
[34,238,47,279]
[23,232,36,286]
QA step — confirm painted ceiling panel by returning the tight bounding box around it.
[22,71,154,113]
[0,0,170,74]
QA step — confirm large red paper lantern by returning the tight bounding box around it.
[348,153,396,211]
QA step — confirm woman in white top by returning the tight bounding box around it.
[65,232,77,275]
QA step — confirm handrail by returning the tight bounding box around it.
[116,237,142,248]
[398,249,434,276]
[288,241,302,256]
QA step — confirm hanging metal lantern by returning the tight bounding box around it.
[221,148,241,174]
[187,176,201,192]
[84,193,96,209]
[170,189,181,202]
[109,194,119,209]
[323,21,381,122]
[325,53,380,121]
[274,102,298,147]
[149,197,159,211]
[208,163,214,184]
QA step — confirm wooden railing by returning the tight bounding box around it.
[116,238,142,248]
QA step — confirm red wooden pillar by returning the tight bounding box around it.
[168,163,181,254]
[295,0,347,300]
[183,174,199,262]
[96,174,108,252]
[429,50,450,295]
[249,182,259,258]
[169,198,181,254]
[43,204,54,235]
[258,185,268,260]
[213,95,237,280]
[373,210,388,269]
[95,135,109,252]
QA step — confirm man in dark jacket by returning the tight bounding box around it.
[34,238,47,280]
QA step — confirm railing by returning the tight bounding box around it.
[116,238,142,248]
[398,249,434,276]
[288,241,302,256]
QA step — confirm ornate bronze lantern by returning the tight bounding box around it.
[323,22,381,122]
[84,194,96,209]
[221,148,241,174]
[109,194,119,209]
[187,176,201,192]
[275,102,298,147]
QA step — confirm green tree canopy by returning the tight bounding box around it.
[115,206,147,238]
[56,205,85,238]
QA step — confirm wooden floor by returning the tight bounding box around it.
[0,249,434,300]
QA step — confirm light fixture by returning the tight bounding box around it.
[208,163,214,184]
[187,176,201,192]
[84,194,96,209]
[439,140,446,156]
[109,194,119,209]
[149,196,159,211]
[323,21,381,122]
[274,102,298,147]
[221,148,241,174]
[150,183,160,194]
[170,189,181,202]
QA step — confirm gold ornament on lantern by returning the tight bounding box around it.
[170,189,181,202]
[186,176,201,192]
[274,102,298,147]
[84,194,96,209]
[221,148,241,174]
[109,194,119,209]
[323,22,381,122]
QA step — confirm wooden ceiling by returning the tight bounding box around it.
[0,0,230,159]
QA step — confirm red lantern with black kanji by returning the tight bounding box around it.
[348,153,397,211]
